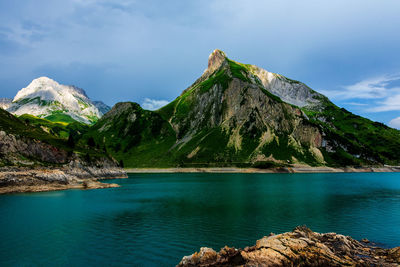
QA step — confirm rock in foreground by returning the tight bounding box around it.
[178,226,400,266]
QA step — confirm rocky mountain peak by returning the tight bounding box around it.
[207,49,227,73]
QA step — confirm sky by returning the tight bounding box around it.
[1,0,400,128]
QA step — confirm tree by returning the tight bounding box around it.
[119,159,124,168]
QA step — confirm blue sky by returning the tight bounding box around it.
[1,0,400,128]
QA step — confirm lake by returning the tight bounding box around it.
[1,172,400,266]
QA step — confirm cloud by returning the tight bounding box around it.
[344,102,368,106]
[1,0,400,113]
[141,98,169,110]
[323,74,400,100]
[389,117,400,129]
[370,94,400,112]
[322,74,400,115]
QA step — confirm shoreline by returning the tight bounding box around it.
[125,166,400,173]
[0,179,121,195]
[2,165,399,194]
[0,166,127,195]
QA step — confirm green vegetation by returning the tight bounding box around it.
[3,51,400,169]
[0,109,107,167]
[82,102,177,167]
[44,113,77,124]
[198,69,232,93]
[14,97,52,107]
[303,101,400,166]
[228,60,252,83]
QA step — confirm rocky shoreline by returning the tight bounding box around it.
[126,166,400,174]
[0,161,127,194]
[178,226,400,266]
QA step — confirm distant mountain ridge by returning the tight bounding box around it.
[5,77,110,124]
[1,50,399,168]
[82,49,400,167]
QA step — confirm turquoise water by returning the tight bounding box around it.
[1,172,400,266]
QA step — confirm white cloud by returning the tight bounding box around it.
[389,117,400,129]
[323,74,400,100]
[322,74,400,114]
[344,102,368,106]
[369,94,400,112]
[141,98,169,110]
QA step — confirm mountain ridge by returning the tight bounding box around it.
[81,49,400,168]
[2,49,399,168]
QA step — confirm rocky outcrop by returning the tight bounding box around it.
[249,65,325,108]
[0,158,127,194]
[177,226,400,266]
[0,130,68,165]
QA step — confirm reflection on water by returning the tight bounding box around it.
[0,172,399,266]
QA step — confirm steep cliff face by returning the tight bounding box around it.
[157,49,325,166]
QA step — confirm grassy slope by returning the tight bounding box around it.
[44,113,77,124]
[303,100,400,166]
[0,109,68,149]
[81,103,177,167]
[0,109,107,166]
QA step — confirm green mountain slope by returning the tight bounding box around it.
[0,108,111,167]
[82,49,400,168]
[81,102,176,167]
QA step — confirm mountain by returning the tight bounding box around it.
[6,77,105,124]
[92,101,111,114]
[83,49,400,168]
[0,107,126,193]
[0,98,11,110]
[82,102,175,167]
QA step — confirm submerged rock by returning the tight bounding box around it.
[177,226,400,266]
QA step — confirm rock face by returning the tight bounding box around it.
[249,65,326,108]
[178,226,400,267]
[6,77,104,124]
[0,127,127,194]
[0,107,127,194]
[0,130,68,165]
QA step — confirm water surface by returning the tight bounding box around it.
[1,172,400,266]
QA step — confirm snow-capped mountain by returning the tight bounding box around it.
[7,77,107,124]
